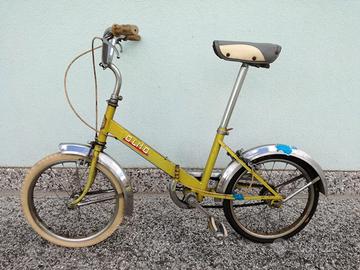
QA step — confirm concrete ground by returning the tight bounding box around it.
[0,193,359,270]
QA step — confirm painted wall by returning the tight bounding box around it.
[0,1,359,169]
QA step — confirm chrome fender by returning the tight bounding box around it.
[216,144,328,196]
[59,143,133,216]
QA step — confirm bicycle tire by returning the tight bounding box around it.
[223,155,319,243]
[21,153,125,247]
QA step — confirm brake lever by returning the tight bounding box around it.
[102,38,120,59]
[116,43,123,55]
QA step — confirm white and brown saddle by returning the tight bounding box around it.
[213,40,281,68]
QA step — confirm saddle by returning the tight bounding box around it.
[213,40,281,68]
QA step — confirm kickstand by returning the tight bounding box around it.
[185,194,228,240]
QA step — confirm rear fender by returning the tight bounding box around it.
[216,144,328,196]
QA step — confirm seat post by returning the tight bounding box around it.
[219,63,249,129]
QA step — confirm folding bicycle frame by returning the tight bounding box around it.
[70,63,283,206]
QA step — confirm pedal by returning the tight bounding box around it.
[185,194,228,240]
[208,216,228,240]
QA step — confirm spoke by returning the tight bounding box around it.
[236,183,263,189]
[233,204,256,222]
[287,201,302,216]
[291,174,300,193]
[53,191,68,207]
[76,160,90,191]
[233,202,267,208]
[79,162,89,182]
[34,197,67,207]
[77,206,81,230]
[275,174,304,189]
[257,205,268,215]
[260,163,272,181]
[85,189,115,196]
[294,172,305,189]
[263,206,270,232]
[50,167,72,198]
[278,163,289,186]
[268,161,276,183]
[73,161,81,192]
[57,182,72,198]
[49,167,57,179]
[49,168,71,204]
[278,209,282,227]
[77,196,116,207]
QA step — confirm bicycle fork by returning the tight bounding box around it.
[68,99,117,208]
[68,146,101,208]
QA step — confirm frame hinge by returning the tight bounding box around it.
[174,164,180,180]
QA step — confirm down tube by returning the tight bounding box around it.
[108,120,202,189]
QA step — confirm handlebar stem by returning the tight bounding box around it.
[108,63,122,99]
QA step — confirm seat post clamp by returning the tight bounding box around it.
[217,128,233,135]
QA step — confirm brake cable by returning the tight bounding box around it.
[64,42,101,136]
[91,38,101,137]
[64,37,117,139]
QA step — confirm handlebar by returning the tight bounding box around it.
[101,23,141,68]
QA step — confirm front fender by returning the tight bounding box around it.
[58,143,133,216]
[216,144,328,196]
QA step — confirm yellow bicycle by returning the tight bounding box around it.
[21,24,327,247]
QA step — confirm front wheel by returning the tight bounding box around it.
[223,155,319,243]
[21,153,125,247]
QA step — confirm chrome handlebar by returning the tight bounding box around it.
[101,37,119,69]
[100,24,140,99]
[109,63,122,99]
[100,28,123,98]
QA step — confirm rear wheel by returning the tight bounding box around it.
[21,153,125,247]
[223,155,319,242]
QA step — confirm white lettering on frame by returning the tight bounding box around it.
[123,134,150,155]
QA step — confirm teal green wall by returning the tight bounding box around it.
[0,1,359,169]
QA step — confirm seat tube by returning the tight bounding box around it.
[201,63,249,190]
[219,63,249,129]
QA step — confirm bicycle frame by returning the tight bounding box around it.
[70,63,283,206]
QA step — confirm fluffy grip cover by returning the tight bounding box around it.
[111,24,141,40]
